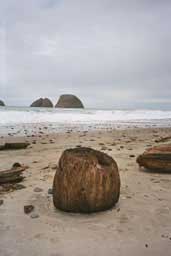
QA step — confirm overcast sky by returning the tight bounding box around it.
[0,0,171,109]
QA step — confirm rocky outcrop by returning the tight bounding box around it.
[137,144,171,172]
[0,100,5,106]
[30,98,53,108]
[53,147,120,213]
[55,94,84,108]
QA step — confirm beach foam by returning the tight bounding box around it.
[0,107,171,124]
[0,107,171,136]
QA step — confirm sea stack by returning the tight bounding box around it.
[30,98,53,108]
[55,94,84,108]
[53,147,120,213]
[0,100,5,106]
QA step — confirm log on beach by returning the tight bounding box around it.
[0,142,30,150]
[0,163,27,184]
[137,144,171,172]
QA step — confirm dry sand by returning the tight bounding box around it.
[0,127,171,256]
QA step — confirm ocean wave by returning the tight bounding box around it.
[0,107,171,125]
[0,107,171,136]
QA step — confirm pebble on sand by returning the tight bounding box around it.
[24,205,34,214]
[34,187,43,192]
[30,213,39,219]
[48,188,53,194]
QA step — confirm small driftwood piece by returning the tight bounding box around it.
[0,163,27,184]
[0,142,30,150]
[155,136,171,143]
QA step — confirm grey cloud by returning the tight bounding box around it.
[0,0,171,108]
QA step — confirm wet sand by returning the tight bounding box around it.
[0,127,171,256]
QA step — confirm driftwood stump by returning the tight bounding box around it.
[53,147,120,213]
[137,144,171,172]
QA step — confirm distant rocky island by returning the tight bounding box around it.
[30,95,84,108]
[55,94,84,108]
[30,98,53,108]
[0,95,84,108]
[0,100,5,106]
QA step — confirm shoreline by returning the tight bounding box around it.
[1,126,171,146]
[1,106,171,137]
[1,125,171,139]
[1,127,171,255]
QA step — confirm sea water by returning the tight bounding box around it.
[0,106,171,136]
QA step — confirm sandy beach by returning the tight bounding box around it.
[0,127,171,256]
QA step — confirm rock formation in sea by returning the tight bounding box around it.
[30,98,53,108]
[0,100,5,106]
[53,147,120,213]
[137,144,171,172]
[55,94,84,108]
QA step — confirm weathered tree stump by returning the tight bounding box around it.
[53,147,120,213]
[137,144,171,172]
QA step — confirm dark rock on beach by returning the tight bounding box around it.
[137,144,171,172]
[12,162,22,168]
[24,205,34,214]
[30,98,53,108]
[0,100,5,106]
[55,94,84,108]
[53,147,120,213]
[48,188,53,194]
